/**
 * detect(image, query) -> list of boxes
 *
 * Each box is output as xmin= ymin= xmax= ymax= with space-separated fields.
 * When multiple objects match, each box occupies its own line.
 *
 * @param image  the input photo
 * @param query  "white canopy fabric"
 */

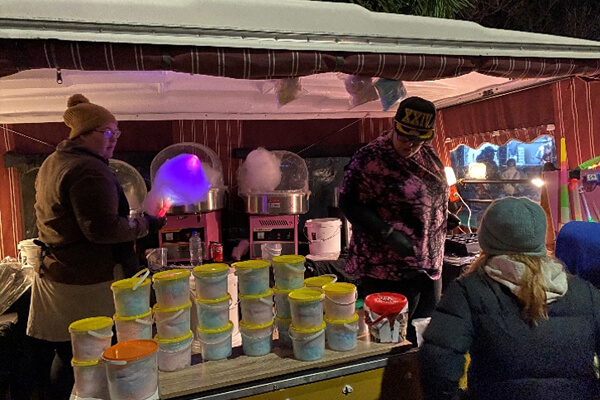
xmin=1 ymin=0 xmax=600 ymax=122
xmin=3 ymin=0 xmax=600 ymax=57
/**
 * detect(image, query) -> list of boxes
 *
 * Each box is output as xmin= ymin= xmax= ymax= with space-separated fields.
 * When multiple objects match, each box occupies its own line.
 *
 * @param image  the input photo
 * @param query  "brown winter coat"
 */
xmin=35 ymin=140 xmax=148 ymax=285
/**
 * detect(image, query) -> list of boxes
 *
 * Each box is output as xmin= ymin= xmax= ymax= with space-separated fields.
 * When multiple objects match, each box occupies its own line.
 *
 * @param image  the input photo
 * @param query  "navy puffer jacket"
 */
xmin=420 ymin=269 xmax=600 ymax=400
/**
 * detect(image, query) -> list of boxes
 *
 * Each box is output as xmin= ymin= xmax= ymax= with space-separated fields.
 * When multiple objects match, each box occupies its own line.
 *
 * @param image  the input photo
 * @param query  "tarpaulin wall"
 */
xmin=435 ymin=83 xmax=556 ymax=166
xmin=553 ymin=77 xmax=600 ymax=168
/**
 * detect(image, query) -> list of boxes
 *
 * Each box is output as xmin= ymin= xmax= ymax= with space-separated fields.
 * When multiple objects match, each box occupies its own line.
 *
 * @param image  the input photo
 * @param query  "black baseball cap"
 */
xmin=393 ymin=96 xmax=436 ymax=141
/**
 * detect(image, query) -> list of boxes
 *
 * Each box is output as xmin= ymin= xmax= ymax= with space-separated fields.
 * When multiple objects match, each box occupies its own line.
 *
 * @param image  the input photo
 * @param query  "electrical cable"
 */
xmin=1 ymin=126 xmax=56 ymax=148
xmin=457 ymin=192 xmax=473 ymax=233
xmin=295 ymin=117 xmax=366 ymax=156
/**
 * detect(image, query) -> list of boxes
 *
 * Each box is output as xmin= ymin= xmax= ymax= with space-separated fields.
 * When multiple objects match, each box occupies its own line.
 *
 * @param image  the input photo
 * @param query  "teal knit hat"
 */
xmin=478 ymin=197 xmax=547 ymax=256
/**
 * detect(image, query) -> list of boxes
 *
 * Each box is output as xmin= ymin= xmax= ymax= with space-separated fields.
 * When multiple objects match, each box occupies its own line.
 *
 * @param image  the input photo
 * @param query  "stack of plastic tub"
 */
xmin=288 ymin=288 xmax=326 ymax=361
xmin=322 ymin=282 xmax=359 ymax=352
xmin=272 ymin=255 xmax=307 ymax=349
xmin=193 ymin=263 xmax=235 ymax=361
xmin=111 ymin=269 xmax=153 ymax=343
xmin=152 ymin=269 xmax=193 ymax=371
xmin=234 ymin=259 xmax=274 ymax=357
xmin=69 ymin=316 xmax=114 ymax=400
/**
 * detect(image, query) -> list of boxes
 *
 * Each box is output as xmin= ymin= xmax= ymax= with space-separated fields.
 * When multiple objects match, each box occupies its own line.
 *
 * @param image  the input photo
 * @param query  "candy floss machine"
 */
xmin=237 ymin=149 xmax=310 ymax=258
xmin=150 ymin=143 xmax=227 ymax=263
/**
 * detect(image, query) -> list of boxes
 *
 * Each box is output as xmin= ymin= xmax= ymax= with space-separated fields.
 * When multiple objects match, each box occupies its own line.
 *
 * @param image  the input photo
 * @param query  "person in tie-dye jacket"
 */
xmin=339 ymin=96 xmax=456 ymax=344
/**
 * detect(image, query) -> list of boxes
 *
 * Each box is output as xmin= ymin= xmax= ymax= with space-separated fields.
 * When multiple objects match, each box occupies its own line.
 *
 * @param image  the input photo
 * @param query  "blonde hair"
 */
xmin=465 ymin=253 xmax=549 ymax=326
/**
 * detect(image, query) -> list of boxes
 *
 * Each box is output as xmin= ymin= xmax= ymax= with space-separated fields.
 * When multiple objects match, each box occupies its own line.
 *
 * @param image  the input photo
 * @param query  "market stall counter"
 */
xmin=159 ymin=339 xmax=421 ymax=400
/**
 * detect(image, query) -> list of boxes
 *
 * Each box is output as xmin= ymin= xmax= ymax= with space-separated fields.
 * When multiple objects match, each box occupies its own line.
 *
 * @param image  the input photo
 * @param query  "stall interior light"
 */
xmin=531 ymin=178 xmax=545 ymax=187
xmin=468 ymin=163 xmax=487 ymax=180
xmin=444 ymin=167 xmax=457 ymax=186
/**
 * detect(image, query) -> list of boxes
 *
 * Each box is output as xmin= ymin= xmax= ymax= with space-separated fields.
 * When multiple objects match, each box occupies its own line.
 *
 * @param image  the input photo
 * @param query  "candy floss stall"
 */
xmin=4 ymin=0 xmax=600 ymax=399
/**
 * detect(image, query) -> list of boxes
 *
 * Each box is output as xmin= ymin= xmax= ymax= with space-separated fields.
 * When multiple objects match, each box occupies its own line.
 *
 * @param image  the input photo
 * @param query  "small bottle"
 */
xmin=189 ymin=231 xmax=203 ymax=267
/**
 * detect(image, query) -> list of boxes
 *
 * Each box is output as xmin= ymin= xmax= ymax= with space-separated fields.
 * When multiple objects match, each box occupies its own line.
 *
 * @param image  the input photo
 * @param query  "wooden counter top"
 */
xmin=159 ymin=339 xmax=411 ymax=399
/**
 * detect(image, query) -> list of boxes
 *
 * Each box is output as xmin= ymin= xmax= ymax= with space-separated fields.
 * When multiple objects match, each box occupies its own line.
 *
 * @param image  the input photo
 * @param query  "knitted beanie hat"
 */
xmin=63 ymin=94 xmax=117 ymax=139
xmin=478 ymin=197 xmax=547 ymax=256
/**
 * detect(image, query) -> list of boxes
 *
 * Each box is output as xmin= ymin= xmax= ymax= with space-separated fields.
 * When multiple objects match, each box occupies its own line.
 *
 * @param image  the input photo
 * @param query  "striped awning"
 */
xmin=3 ymin=39 xmax=600 ymax=82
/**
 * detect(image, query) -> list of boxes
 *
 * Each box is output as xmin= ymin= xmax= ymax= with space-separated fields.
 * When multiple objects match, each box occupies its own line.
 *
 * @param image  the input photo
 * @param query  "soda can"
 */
xmin=210 ymin=242 xmax=224 ymax=262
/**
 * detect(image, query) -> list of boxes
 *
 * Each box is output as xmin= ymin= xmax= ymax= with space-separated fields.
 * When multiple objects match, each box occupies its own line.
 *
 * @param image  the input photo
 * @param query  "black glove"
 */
xmin=447 ymin=212 xmax=461 ymax=231
xmin=384 ymin=229 xmax=415 ymax=257
xmin=145 ymin=215 xmax=167 ymax=234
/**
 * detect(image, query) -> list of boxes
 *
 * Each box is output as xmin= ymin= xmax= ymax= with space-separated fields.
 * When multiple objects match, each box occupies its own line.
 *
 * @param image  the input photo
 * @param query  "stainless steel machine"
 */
xmin=238 ymin=150 xmax=310 ymax=258
xmin=150 ymin=143 xmax=227 ymax=263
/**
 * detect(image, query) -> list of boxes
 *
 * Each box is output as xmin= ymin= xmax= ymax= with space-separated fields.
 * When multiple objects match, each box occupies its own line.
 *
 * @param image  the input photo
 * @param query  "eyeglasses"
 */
xmin=94 ymin=128 xmax=122 ymax=139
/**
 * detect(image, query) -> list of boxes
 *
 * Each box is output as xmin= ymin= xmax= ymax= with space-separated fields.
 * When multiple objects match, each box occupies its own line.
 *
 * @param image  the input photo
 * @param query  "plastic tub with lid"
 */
xmin=69 ymin=316 xmax=114 ymax=362
xmin=152 ymin=269 xmax=191 ymax=308
xmin=239 ymin=319 xmax=274 ymax=357
xmin=288 ymin=288 xmax=324 ymax=329
xmin=322 ymin=282 xmax=357 ymax=321
xmin=364 ymin=292 xmax=408 ymax=343
xmin=324 ymin=313 xmax=359 ymax=352
xmin=193 ymin=263 xmax=229 ymax=300
xmin=239 ymin=288 xmax=274 ymax=326
xmin=102 ymin=340 xmax=159 ymax=400
xmin=155 ymin=330 xmax=194 ymax=372
xmin=111 ymin=269 xmax=151 ymax=317
xmin=114 ymin=309 xmax=153 ymax=343
xmin=272 ymin=255 xmax=306 ymax=290
xmin=153 ymin=301 xmax=192 ymax=340
xmin=289 ymin=322 xmax=326 ymax=361
xmin=233 ymin=260 xmax=270 ymax=296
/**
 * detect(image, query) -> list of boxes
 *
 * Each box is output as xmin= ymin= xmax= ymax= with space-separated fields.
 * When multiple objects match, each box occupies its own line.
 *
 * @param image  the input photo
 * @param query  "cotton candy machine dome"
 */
xmin=238 ymin=150 xmax=309 ymax=215
xmin=150 ymin=142 xmax=226 ymax=213
xmin=109 ymin=159 xmax=148 ymax=214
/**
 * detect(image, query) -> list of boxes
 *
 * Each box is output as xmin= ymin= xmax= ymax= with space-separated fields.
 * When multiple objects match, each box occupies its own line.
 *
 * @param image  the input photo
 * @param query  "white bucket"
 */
xmin=155 ymin=331 xmax=193 ymax=372
xmin=18 ymin=238 xmax=42 ymax=269
xmin=289 ymin=322 xmax=326 ymax=361
xmin=196 ymin=294 xmax=232 ymax=330
xmin=71 ymin=359 xmax=110 ymax=400
xmin=239 ymin=289 xmax=274 ymax=326
xmin=239 ymin=319 xmax=274 ymax=357
xmin=325 ymin=313 xmax=359 ymax=352
xmin=114 ymin=310 xmax=153 ymax=343
xmin=102 ymin=340 xmax=158 ymax=400
xmin=153 ymin=302 xmax=192 ymax=340
xmin=196 ymin=322 xmax=233 ymax=361
xmin=69 ymin=317 xmax=114 ymax=362
xmin=305 ymin=218 xmax=342 ymax=259
xmin=261 ymin=243 xmax=282 ymax=262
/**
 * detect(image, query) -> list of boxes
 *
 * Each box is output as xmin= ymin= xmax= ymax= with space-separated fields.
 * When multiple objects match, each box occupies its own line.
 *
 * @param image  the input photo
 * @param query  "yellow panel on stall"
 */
xmin=240 ymin=368 xmax=384 ymax=400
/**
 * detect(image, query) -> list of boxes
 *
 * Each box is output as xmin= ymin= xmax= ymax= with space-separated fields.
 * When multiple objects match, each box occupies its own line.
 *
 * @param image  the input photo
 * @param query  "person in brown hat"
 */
xmin=339 ymin=96 xmax=458 ymax=345
xmin=28 ymin=94 xmax=165 ymax=399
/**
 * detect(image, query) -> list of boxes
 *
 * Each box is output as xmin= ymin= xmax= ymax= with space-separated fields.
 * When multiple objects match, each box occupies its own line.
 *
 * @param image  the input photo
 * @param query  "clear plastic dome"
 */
xmin=238 ymin=149 xmax=309 ymax=195
xmin=150 ymin=142 xmax=225 ymax=189
xmin=108 ymin=159 xmax=148 ymax=213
